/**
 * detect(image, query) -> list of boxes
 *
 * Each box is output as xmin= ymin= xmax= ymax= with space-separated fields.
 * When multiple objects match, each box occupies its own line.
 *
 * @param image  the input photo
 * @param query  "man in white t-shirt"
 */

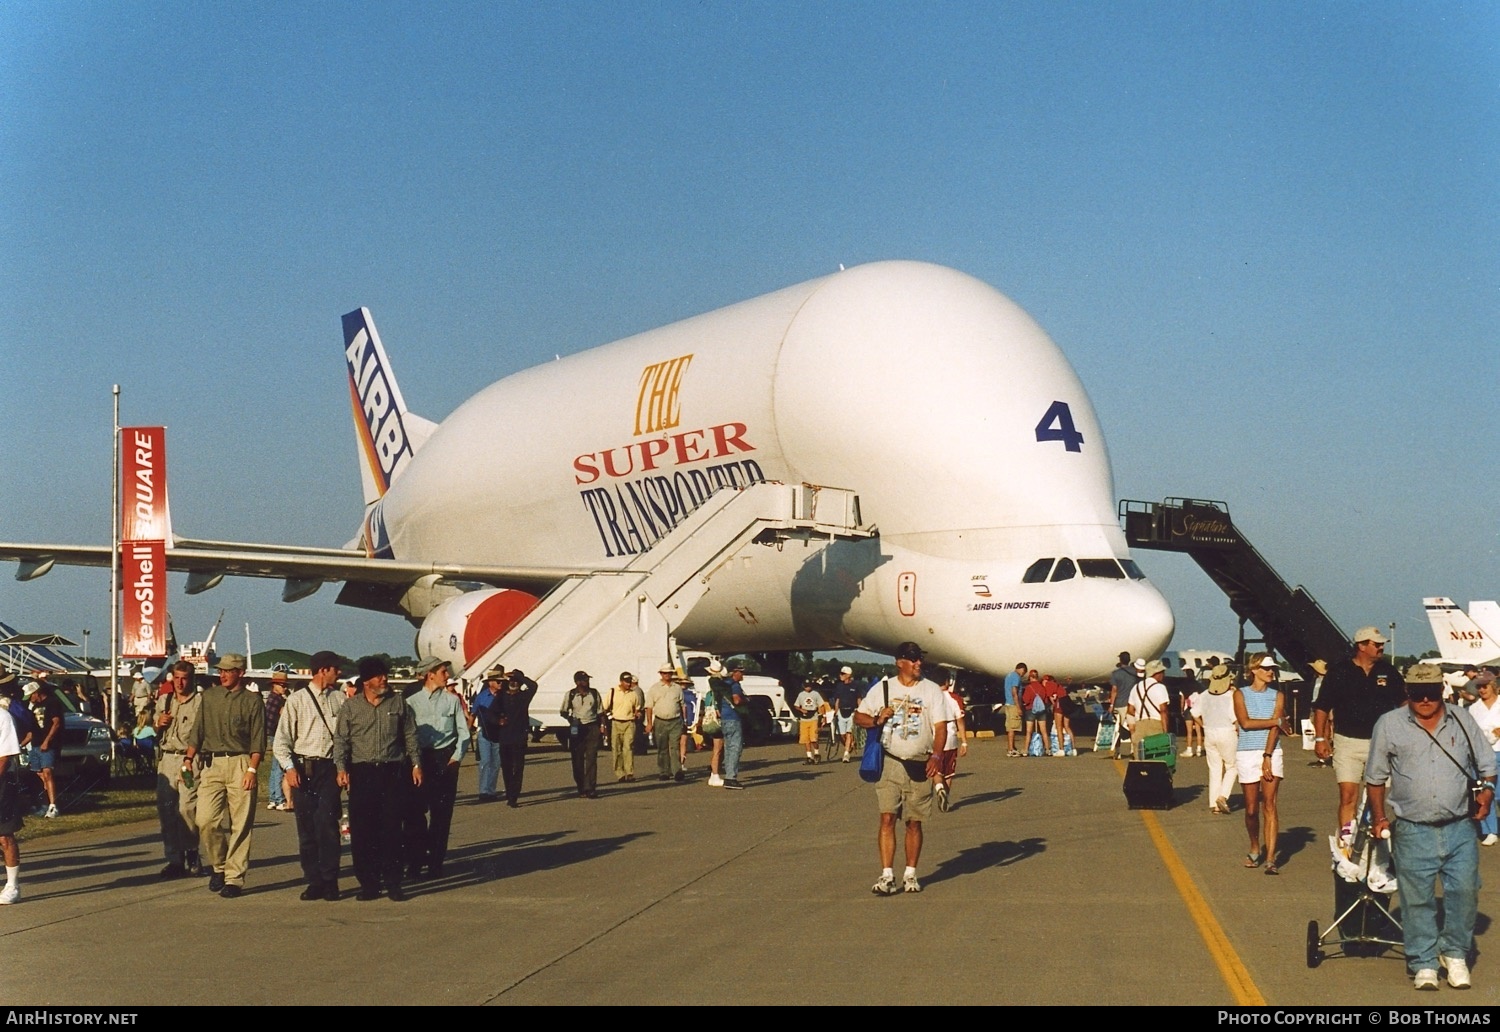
xmin=855 ymin=641 xmax=956 ymax=896
xmin=0 ymin=704 xmax=23 ymax=904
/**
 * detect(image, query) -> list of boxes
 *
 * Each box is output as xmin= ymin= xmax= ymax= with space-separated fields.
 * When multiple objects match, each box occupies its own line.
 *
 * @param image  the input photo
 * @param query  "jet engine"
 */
xmin=414 ymin=588 xmax=540 ymax=674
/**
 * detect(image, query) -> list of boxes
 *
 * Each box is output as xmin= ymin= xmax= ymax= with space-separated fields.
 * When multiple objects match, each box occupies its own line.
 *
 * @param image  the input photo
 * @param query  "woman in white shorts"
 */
xmin=1234 ymin=653 xmax=1285 ymax=875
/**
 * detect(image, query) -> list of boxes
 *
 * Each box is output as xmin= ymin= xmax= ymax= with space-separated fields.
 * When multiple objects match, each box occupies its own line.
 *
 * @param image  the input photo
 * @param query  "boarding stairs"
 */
xmin=458 ymin=482 xmax=874 ymax=720
xmin=1119 ymin=497 xmax=1349 ymax=679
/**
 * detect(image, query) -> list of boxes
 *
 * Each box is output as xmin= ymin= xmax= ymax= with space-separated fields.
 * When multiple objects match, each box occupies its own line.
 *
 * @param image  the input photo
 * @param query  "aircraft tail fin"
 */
xmin=342 ymin=308 xmax=437 ymax=505
xmin=1423 ymin=597 xmax=1500 ymax=666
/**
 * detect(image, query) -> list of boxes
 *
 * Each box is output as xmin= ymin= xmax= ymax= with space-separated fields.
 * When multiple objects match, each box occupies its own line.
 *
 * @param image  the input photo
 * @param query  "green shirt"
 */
xmin=186 ymin=685 xmax=266 ymax=756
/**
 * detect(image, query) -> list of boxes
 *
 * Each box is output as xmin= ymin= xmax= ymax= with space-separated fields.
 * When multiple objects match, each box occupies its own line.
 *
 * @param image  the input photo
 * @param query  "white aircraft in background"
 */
xmin=2 ymin=261 xmax=1174 ymax=692
xmin=1423 ymin=597 xmax=1500 ymax=667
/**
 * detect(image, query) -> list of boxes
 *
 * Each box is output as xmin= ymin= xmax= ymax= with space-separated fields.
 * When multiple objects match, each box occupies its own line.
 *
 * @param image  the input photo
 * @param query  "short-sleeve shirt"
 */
xmin=856 ymin=677 xmax=956 ymax=760
xmin=793 ymin=690 xmax=823 ymax=718
xmin=1312 ymin=659 xmax=1406 ymax=740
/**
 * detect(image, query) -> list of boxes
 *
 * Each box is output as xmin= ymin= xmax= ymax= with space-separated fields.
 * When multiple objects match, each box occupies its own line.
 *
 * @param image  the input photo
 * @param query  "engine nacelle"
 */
xmin=414 ymin=588 xmax=540 ymax=673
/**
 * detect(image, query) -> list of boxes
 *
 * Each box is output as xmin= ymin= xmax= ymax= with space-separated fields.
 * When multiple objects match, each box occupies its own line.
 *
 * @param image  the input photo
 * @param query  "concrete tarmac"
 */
xmin=4 ymin=735 xmax=1499 ymax=1006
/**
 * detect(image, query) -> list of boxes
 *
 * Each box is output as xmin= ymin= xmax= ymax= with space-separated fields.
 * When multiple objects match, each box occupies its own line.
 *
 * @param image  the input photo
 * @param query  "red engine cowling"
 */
xmin=414 ymin=589 xmax=540 ymax=673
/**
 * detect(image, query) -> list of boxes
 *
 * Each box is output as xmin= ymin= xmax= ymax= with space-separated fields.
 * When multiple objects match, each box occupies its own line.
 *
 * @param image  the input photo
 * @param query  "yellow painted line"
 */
xmin=1120 ymin=760 xmax=1267 ymax=1005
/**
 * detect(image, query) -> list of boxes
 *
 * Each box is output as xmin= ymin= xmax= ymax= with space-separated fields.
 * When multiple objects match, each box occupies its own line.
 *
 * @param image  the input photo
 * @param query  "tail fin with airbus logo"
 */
xmin=342 ymin=308 xmax=437 ymax=505
xmin=1423 ymin=597 xmax=1500 ymax=666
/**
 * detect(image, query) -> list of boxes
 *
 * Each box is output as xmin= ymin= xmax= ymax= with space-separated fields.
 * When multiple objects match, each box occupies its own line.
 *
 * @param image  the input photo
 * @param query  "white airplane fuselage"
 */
xmin=363 ymin=261 xmax=1174 ymax=680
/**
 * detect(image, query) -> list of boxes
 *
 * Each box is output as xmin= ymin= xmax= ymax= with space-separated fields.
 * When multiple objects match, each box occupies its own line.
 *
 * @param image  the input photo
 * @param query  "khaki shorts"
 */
xmin=1331 ymin=733 xmax=1371 ymax=786
xmin=874 ymin=753 xmax=934 ymax=822
xmin=1004 ymin=704 xmax=1023 ymax=731
xmin=799 ymin=719 xmax=819 ymax=745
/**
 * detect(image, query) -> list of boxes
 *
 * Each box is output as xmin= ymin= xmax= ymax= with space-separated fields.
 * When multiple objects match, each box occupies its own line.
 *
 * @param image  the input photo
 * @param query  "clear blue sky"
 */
xmin=2 ymin=1 xmax=1496 ymax=665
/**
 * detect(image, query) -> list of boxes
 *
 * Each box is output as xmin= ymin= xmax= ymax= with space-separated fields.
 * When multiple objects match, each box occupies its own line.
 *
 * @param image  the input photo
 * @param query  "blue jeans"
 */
xmin=268 ymin=756 xmax=287 ymax=807
xmin=1392 ymin=816 xmax=1481 ymax=973
xmin=721 ymin=719 xmax=743 ymax=779
xmin=476 ymin=736 xmax=501 ymax=797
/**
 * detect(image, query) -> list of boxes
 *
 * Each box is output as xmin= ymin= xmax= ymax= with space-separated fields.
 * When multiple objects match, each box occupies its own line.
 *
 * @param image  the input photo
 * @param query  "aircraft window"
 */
xmin=1079 ymin=559 xmax=1126 ymax=579
xmin=1050 ymin=558 xmax=1076 ymax=582
xmin=1119 ymin=558 xmax=1145 ymax=580
xmin=1022 ymin=559 xmax=1054 ymax=584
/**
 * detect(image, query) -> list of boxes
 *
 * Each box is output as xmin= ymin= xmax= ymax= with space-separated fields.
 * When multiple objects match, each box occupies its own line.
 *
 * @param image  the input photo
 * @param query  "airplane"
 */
xmin=1423 ymin=597 xmax=1500 ymax=667
xmin=1 ymin=260 xmax=1175 ymax=706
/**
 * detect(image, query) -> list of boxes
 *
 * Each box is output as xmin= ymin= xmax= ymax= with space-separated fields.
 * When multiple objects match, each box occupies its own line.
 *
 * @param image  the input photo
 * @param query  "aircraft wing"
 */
xmin=0 ymin=538 xmax=597 ymax=600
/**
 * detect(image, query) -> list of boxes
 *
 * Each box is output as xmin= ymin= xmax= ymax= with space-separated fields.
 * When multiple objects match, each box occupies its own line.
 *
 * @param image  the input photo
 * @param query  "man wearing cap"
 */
xmin=1312 ymin=626 xmax=1407 ymax=837
xmin=708 ymin=660 xmax=748 ymax=790
xmin=644 ymin=663 xmax=686 ymax=782
xmin=336 ymin=657 xmax=422 ymax=901
xmin=264 ymin=669 xmax=292 ymax=812
xmin=832 ymin=666 xmax=859 ymax=762
xmin=404 ymin=657 xmax=469 ymax=880
xmin=1199 ymin=662 xmax=1239 ymax=814
xmin=605 ymin=671 xmax=645 ymax=783
xmin=26 ymin=677 xmax=64 ymax=819
xmin=130 ymin=669 xmax=153 ymax=720
xmin=1367 ymin=664 xmax=1495 ymax=991
xmin=855 ymin=641 xmax=955 ymax=894
xmin=1124 ymin=660 xmax=1171 ymax=760
xmin=181 ymin=654 xmax=266 ymax=898
xmin=560 ymin=671 xmax=604 ymax=798
xmin=471 ymin=666 xmax=507 ymax=801
xmin=274 ymin=651 xmax=346 ymax=900
xmin=792 ymin=678 xmax=826 ymax=764
xmin=154 ymin=660 xmax=204 ymax=877
xmin=494 ymin=667 xmax=538 ymax=807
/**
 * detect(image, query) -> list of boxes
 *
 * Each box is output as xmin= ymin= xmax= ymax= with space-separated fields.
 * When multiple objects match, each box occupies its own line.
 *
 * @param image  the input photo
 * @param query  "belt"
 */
xmin=202 ymin=751 xmax=248 ymax=758
xmin=162 ymin=749 xmax=185 ymax=755
xmin=612 ymin=718 xmax=637 ymax=723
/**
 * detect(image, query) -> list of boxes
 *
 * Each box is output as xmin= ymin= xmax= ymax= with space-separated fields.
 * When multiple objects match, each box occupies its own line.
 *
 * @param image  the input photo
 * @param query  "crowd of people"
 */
xmin=3 ymin=630 xmax=1499 ymax=994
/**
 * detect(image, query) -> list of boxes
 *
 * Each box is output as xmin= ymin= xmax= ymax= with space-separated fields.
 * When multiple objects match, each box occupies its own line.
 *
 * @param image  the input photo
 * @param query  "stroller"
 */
xmin=1305 ymin=787 xmax=1402 ymax=967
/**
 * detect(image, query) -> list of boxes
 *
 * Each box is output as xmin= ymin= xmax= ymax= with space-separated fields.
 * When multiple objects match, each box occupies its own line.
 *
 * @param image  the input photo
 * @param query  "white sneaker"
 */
xmin=1337 ymin=820 xmax=1356 ymax=849
xmin=0 ymin=884 xmax=17 ymax=905
xmin=935 ymin=784 xmax=949 ymax=812
xmin=1442 ymin=956 xmax=1472 ymax=990
xmin=43 ymin=805 xmax=58 ymax=819
xmin=1413 ymin=968 xmax=1439 ymax=991
xmin=266 ymin=802 xmax=279 ymax=810
xmin=707 ymin=773 xmax=724 ymax=787
xmin=1482 ymin=834 xmax=1498 ymax=847
xmin=902 ymin=872 xmax=922 ymax=893
xmin=871 ymin=873 xmax=898 ymax=896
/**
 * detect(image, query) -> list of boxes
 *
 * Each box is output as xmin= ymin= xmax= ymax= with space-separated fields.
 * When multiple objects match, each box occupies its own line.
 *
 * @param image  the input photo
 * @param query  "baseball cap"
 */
xmin=1352 ymin=626 xmax=1389 ymax=645
xmin=216 ymin=654 xmax=247 ymax=671
xmin=893 ymin=641 xmax=925 ymax=661
xmin=840 ymin=665 xmax=853 ymax=675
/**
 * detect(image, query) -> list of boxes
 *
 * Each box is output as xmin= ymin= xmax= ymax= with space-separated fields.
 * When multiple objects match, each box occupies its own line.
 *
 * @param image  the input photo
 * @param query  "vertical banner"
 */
xmin=120 ymin=426 xmax=168 ymax=541
xmin=121 ymin=539 xmax=166 ymax=657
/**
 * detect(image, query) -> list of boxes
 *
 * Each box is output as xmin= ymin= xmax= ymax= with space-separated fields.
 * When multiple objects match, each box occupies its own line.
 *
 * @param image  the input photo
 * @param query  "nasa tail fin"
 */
xmin=342 ymin=308 xmax=438 ymax=505
xmin=1423 ymin=597 xmax=1500 ymax=666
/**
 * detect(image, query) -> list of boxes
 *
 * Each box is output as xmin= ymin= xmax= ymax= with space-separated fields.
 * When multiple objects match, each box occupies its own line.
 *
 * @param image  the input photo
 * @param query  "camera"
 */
xmin=1470 ymin=780 xmax=1492 ymax=819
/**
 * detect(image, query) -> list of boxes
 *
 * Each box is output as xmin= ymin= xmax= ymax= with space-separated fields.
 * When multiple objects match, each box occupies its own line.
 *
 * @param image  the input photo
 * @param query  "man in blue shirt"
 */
xmin=1003 ymin=663 xmax=1027 ymax=757
xmin=403 ymin=657 xmax=469 ymax=880
xmin=1368 ymin=665 xmax=1496 ymax=991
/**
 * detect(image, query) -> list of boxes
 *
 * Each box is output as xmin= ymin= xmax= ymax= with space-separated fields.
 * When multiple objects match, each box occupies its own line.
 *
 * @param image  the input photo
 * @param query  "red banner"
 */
xmin=120 ymin=426 xmax=169 ymax=541
xmin=121 ymin=539 xmax=167 ymax=658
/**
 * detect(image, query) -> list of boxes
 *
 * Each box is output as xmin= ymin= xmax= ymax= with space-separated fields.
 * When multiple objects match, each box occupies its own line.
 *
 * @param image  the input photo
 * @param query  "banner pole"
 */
xmin=110 ymin=385 xmax=120 ymax=729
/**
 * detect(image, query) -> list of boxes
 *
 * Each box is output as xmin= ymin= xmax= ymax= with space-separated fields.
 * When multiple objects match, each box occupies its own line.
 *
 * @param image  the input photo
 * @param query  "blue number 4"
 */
xmin=1034 ymin=400 xmax=1084 ymax=452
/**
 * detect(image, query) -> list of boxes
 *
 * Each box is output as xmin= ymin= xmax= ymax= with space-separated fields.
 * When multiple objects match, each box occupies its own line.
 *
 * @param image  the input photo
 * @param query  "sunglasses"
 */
xmin=1408 ymin=686 xmax=1443 ymax=702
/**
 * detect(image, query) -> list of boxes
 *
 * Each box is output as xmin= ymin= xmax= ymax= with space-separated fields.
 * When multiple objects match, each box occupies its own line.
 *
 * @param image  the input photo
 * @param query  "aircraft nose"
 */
xmin=1123 ymin=580 xmax=1176 ymax=659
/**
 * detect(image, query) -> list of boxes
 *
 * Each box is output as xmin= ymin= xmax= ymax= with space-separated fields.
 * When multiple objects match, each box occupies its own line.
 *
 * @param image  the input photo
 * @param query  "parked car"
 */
xmin=20 ymin=685 xmax=113 ymax=787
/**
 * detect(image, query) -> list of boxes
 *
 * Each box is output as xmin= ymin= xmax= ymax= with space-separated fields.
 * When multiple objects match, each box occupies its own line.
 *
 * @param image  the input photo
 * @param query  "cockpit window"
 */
xmin=1050 ymin=558 xmax=1076 ymax=582
xmin=1118 ymin=558 xmax=1145 ymax=580
xmin=1079 ymin=559 xmax=1126 ymax=579
xmin=1022 ymin=558 xmax=1054 ymax=584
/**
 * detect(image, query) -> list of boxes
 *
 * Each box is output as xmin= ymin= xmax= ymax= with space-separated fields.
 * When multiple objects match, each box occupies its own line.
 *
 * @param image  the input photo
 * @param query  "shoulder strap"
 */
xmin=304 ymin=685 xmax=335 ymax=739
